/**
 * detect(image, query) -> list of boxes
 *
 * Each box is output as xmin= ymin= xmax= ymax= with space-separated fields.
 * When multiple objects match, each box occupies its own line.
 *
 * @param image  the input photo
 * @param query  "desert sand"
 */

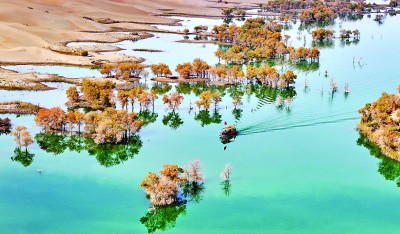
xmin=0 ymin=0 xmax=264 ymax=66
xmin=0 ymin=67 xmax=83 ymax=90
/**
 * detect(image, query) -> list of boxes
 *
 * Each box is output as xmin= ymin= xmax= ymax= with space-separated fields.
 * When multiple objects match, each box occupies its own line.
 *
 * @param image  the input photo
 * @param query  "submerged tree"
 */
xmin=35 ymin=107 xmax=67 ymax=131
xmin=162 ymin=92 xmax=184 ymax=111
xmin=12 ymin=126 xmax=33 ymax=151
xmin=140 ymin=160 xmax=205 ymax=207
xmin=140 ymin=164 xmax=186 ymax=207
xmin=195 ymin=90 xmax=213 ymax=111
xmin=11 ymin=126 xmax=35 ymax=167
xmin=220 ymin=163 xmax=232 ymax=196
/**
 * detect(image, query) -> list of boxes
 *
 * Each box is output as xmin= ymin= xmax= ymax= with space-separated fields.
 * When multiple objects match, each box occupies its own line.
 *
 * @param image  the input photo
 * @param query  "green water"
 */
xmin=2 ymin=14 xmax=400 ymax=233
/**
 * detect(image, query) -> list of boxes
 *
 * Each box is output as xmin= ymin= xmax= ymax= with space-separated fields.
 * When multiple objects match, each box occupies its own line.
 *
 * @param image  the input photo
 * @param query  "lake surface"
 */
xmin=1 ymin=13 xmax=400 ymax=233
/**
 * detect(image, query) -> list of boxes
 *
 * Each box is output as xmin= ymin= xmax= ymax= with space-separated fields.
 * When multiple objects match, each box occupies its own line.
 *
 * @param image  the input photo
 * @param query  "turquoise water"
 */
xmin=1 ymin=14 xmax=400 ymax=233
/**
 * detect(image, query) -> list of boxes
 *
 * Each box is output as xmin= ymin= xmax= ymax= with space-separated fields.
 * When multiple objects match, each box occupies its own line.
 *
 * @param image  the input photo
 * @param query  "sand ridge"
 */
xmin=0 ymin=0 xmax=264 ymax=66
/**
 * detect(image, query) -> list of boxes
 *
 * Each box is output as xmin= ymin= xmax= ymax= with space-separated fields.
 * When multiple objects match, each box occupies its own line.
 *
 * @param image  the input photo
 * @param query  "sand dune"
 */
xmin=0 ymin=0 xmax=264 ymax=65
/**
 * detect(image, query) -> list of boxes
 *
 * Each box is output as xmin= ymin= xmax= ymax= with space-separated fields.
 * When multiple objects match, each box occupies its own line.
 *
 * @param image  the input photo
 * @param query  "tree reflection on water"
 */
xmin=162 ymin=111 xmax=184 ymax=130
xmin=195 ymin=110 xmax=222 ymax=127
xmin=11 ymin=147 xmax=35 ymax=167
xmin=140 ymin=181 xmax=204 ymax=233
xmin=140 ymin=204 xmax=187 ymax=233
xmin=357 ymin=133 xmax=400 ymax=187
xmin=35 ymin=133 xmax=142 ymax=167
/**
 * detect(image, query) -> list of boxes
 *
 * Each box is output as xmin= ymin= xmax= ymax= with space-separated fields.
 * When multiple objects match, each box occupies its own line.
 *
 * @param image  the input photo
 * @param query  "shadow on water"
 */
xmin=357 ymin=133 xmax=400 ymax=187
xmin=35 ymin=133 xmax=142 ymax=167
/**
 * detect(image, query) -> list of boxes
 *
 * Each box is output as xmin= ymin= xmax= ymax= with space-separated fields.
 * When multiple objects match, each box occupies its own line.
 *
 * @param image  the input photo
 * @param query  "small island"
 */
xmin=358 ymin=88 xmax=400 ymax=160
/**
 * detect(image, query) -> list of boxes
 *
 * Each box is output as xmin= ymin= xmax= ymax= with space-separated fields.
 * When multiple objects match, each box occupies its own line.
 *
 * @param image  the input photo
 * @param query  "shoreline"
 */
xmin=357 ymin=123 xmax=400 ymax=162
xmin=0 ymin=0 xmax=265 ymax=67
xmin=152 ymin=76 xmax=209 ymax=83
xmin=0 ymin=67 xmax=144 ymax=91
xmin=0 ymin=101 xmax=41 ymax=115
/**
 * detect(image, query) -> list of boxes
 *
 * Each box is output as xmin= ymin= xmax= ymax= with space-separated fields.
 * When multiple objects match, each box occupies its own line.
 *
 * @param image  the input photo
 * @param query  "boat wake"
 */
xmin=234 ymin=95 xmax=358 ymax=136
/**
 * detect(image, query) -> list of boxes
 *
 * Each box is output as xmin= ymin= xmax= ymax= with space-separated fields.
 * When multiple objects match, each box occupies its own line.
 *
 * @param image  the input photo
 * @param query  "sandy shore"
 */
xmin=0 ymin=101 xmax=41 ymax=115
xmin=0 ymin=0 xmax=265 ymax=66
xmin=0 ymin=68 xmax=83 ymax=90
xmin=152 ymin=76 xmax=209 ymax=83
xmin=0 ymin=67 xmax=144 ymax=91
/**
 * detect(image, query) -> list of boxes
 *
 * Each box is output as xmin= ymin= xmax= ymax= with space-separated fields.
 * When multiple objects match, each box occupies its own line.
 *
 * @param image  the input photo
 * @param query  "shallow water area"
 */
xmin=3 ymin=65 xmax=102 ymax=78
xmin=152 ymin=16 xmax=248 ymax=31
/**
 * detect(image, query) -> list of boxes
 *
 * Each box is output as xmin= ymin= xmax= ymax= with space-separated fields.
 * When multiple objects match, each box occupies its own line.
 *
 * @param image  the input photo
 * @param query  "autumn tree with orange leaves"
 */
xmin=151 ymin=63 xmax=172 ymax=77
xmin=162 ymin=92 xmax=184 ymax=111
xmin=12 ymin=126 xmax=33 ymax=150
xmin=358 ymin=90 xmax=400 ymax=160
xmin=140 ymin=161 xmax=204 ymax=207
xmin=35 ymin=107 xmax=67 ymax=131
xmin=80 ymin=79 xmax=115 ymax=108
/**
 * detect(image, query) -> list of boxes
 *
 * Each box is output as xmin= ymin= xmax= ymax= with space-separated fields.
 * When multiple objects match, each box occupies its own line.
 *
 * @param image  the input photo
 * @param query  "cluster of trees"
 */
xmin=264 ymin=0 xmax=382 ymax=23
xmin=288 ymin=47 xmax=320 ymax=62
xmin=266 ymin=1 xmax=367 ymax=21
xmin=140 ymin=161 xmax=232 ymax=233
xmin=84 ymin=108 xmax=143 ymax=144
xmin=221 ymin=8 xmax=246 ymax=17
xmin=12 ymin=126 xmax=33 ymax=151
xmin=299 ymin=5 xmax=336 ymax=24
xmin=100 ymin=62 xmax=146 ymax=79
xmin=151 ymin=63 xmax=172 ymax=77
xmin=11 ymin=126 xmax=35 ymax=167
xmin=195 ymin=90 xmax=223 ymax=111
xmin=162 ymin=92 xmax=184 ymax=111
xmin=208 ymin=65 xmax=244 ymax=83
xmin=311 ymin=29 xmax=334 ymax=41
xmin=265 ymin=0 xmax=314 ymax=11
xmin=211 ymin=18 xmax=319 ymax=64
xmin=176 ymin=58 xmax=210 ymax=79
xmin=117 ymin=87 xmax=158 ymax=112
xmin=35 ymin=107 xmax=143 ymax=144
xmin=311 ymin=28 xmax=361 ymax=44
xmin=140 ymin=161 xmax=204 ymax=207
xmin=358 ymin=90 xmax=400 ymax=160
xmin=35 ymin=107 xmax=68 ymax=131
xmin=248 ymin=64 xmax=297 ymax=88
xmin=339 ymin=29 xmax=360 ymax=40
xmin=193 ymin=25 xmax=208 ymax=33
xmin=222 ymin=8 xmax=234 ymax=17
xmin=0 ymin=118 xmax=11 ymax=134
xmin=66 ymin=80 xmax=115 ymax=109
xmin=173 ymin=60 xmax=298 ymax=89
